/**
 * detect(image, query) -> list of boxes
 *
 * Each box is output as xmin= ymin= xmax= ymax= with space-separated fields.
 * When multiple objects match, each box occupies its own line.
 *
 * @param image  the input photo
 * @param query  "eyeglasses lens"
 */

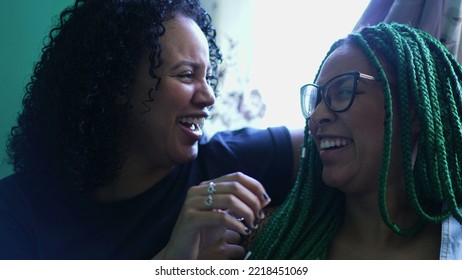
xmin=302 ymin=73 xmax=356 ymax=118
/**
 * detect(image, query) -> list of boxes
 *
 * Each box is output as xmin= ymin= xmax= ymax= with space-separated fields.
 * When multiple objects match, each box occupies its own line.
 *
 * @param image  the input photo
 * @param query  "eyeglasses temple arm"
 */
xmin=359 ymin=72 xmax=376 ymax=81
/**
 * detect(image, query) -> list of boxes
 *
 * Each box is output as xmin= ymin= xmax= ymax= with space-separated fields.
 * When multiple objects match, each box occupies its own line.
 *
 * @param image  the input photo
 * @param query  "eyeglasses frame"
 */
xmin=300 ymin=71 xmax=376 ymax=119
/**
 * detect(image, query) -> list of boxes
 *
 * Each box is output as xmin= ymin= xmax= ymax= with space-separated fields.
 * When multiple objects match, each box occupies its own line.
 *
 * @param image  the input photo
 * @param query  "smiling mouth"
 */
xmin=319 ymin=138 xmax=348 ymax=150
xmin=178 ymin=117 xmax=205 ymax=132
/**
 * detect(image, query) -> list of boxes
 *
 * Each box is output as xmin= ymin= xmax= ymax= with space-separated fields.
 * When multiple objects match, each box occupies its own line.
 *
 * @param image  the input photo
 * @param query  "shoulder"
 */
xmin=0 ymin=174 xmax=38 ymax=259
xmin=0 ymin=173 xmax=56 ymax=214
xmin=0 ymin=174 xmax=26 ymax=202
xmin=197 ymin=127 xmax=294 ymax=205
xmin=0 ymin=174 xmax=39 ymax=219
xmin=201 ymin=126 xmax=291 ymax=151
xmin=0 ymin=173 xmax=21 ymax=187
xmin=210 ymin=126 xmax=290 ymax=139
xmin=198 ymin=126 xmax=292 ymax=168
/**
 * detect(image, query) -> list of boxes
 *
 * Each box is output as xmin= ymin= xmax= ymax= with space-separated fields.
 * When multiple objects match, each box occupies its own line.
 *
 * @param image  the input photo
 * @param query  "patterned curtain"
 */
xmin=201 ymin=0 xmax=266 ymax=136
xmin=354 ymin=0 xmax=462 ymax=63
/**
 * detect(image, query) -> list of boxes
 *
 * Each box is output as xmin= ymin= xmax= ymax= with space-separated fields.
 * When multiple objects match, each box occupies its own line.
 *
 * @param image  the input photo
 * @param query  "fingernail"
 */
xmin=263 ymin=192 xmax=271 ymax=201
xmin=259 ymin=209 xmax=265 ymax=219
xmin=244 ymin=227 xmax=251 ymax=235
xmin=253 ymin=219 xmax=260 ymax=230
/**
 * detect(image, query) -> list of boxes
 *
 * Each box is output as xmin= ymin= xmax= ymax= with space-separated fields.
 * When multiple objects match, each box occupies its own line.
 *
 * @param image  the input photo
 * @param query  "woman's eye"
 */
xmin=335 ymin=89 xmax=353 ymax=100
xmin=178 ymin=72 xmax=193 ymax=79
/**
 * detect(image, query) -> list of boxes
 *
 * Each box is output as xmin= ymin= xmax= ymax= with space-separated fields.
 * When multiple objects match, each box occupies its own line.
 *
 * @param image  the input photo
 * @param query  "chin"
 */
xmin=176 ymin=145 xmax=199 ymax=163
xmin=322 ymin=171 xmax=347 ymax=189
xmin=323 ymin=181 xmax=342 ymax=189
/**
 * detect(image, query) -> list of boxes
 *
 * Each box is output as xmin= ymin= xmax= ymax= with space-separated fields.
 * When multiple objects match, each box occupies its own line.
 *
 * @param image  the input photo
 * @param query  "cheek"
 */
xmin=349 ymin=108 xmax=385 ymax=153
xmin=308 ymin=119 xmax=316 ymax=135
xmin=156 ymin=82 xmax=193 ymax=110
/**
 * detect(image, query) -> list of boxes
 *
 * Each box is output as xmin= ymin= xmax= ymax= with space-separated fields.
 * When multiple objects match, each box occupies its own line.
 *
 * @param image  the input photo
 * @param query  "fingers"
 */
xmin=223 ymin=228 xmax=242 ymax=244
xmin=202 ymin=193 xmax=260 ymax=230
xmin=204 ymin=172 xmax=271 ymax=207
xmin=198 ymin=230 xmax=246 ymax=260
xmin=172 ymin=172 xmax=269 ymax=259
xmin=198 ymin=243 xmax=246 ymax=260
xmin=183 ymin=208 xmax=251 ymax=235
xmin=188 ymin=172 xmax=270 ymax=230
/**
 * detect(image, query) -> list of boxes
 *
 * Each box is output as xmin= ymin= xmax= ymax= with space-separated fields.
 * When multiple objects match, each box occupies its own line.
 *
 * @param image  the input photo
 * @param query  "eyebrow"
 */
xmin=170 ymin=60 xmax=211 ymax=72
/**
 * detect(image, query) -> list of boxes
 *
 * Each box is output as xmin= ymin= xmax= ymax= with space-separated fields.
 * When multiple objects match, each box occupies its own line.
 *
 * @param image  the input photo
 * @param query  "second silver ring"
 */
xmin=207 ymin=181 xmax=216 ymax=195
xmin=204 ymin=181 xmax=216 ymax=207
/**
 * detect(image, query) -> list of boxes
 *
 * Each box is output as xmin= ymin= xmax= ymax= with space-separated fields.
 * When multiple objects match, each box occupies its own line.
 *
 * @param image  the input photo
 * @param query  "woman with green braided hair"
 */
xmin=248 ymin=22 xmax=462 ymax=259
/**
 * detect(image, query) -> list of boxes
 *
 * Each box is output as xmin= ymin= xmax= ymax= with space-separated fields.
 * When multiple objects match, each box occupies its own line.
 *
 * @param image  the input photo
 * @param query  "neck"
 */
xmin=329 ymin=191 xmax=441 ymax=259
xmin=341 ymin=191 xmax=419 ymax=243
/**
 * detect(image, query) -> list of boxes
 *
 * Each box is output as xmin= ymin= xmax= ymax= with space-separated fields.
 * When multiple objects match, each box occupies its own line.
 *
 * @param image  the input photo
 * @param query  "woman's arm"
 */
xmin=288 ymin=128 xmax=304 ymax=183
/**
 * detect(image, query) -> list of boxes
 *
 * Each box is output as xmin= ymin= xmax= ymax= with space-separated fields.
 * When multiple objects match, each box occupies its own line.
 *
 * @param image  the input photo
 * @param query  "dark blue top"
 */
xmin=0 ymin=127 xmax=293 ymax=259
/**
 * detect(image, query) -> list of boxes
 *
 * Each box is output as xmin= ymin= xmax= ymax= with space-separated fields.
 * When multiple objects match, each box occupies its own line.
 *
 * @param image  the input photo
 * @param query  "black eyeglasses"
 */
xmin=300 ymin=71 xmax=376 ymax=119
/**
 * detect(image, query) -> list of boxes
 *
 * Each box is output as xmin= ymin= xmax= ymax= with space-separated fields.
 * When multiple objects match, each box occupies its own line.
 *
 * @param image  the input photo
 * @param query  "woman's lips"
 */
xmin=178 ymin=116 xmax=205 ymax=142
xmin=319 ymin=137 xmax=349 ymax=150
xmin=317 ymin=136 xmax=352 ymax=163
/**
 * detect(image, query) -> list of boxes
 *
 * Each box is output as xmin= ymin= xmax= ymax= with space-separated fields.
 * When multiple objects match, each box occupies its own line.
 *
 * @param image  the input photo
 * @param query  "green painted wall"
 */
xmin=0 ymin=0 xmax=74 ymax=179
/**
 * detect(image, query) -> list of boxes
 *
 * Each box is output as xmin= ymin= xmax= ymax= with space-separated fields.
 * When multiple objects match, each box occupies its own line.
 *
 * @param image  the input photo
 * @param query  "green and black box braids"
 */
xmin=249 ymin=22 xmax=462 ymax=259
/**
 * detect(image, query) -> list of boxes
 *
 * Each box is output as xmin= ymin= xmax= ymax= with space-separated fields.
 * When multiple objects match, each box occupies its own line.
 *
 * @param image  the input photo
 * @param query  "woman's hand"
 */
xmin=197 ymin=229 xmax=245 ymax=259
xmin=158 ymin=172 xmax=271 ymax=259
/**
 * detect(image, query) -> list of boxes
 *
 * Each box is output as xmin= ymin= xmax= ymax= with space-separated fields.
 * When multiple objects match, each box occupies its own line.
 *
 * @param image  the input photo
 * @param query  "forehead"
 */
xmin=159 ymin=15 xmax=210 ymax=65
xmin=317 ymin=44 xmax=376 ymax=84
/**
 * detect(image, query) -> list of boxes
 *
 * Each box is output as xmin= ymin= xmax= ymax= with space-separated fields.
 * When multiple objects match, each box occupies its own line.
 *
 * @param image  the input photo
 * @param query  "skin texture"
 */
xmin=5 ymin=0 xmax=305 ymax=260
xmin=93 ymin=15 xmax=294 ymax=260
xmin=309 ymin=43 xmax=440 ymax=259
xmin=95 ymin=14 xmax=303 ymax=204
xmin=309 ymin=44 xmax=386 ymax=194
xmin=93 ymin=15 xmax=216 ymax=202
xmin=91 ymin=15 xmax=265 ymax=259
xmin=248 ymin=22 xmax=462 ymax=260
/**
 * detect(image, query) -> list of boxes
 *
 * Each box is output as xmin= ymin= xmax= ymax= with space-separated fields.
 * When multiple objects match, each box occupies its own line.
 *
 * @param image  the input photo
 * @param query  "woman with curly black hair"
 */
xmin=0 ymin=0 xmax=302 ymax=259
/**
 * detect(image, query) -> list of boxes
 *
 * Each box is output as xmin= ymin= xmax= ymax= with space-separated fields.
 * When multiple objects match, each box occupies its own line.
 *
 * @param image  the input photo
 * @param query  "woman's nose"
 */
xmin=193 ymin=80 xmax=216 ymax=108
xmin=310 ymin=100 xmax=336 ymax=128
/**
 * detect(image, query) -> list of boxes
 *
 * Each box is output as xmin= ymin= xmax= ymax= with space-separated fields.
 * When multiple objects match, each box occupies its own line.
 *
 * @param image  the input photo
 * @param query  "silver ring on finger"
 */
xmin=207 ymin=181 xmax=216 ymax=194
xmin=204 ymin=194 xmax=213 ymax=207
xmin=204 ymin=181 xmax=216 ymax=207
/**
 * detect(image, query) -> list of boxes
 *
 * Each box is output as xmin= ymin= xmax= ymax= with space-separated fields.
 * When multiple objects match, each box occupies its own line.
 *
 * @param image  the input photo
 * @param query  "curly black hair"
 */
xmin=7 ymin=0 xmax=222 ymax=192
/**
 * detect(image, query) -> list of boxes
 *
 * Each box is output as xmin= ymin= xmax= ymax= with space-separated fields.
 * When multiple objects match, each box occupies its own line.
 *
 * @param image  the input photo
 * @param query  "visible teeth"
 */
xmin=320 ymin=138 xmax=347 ymax=150
xmin=179 ymin=117 xmax=205 ymax=126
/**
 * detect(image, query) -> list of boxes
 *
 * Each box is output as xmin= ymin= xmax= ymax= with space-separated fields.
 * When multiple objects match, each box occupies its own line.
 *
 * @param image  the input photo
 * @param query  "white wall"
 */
xmin=202 ymin=0 xmax=370 ymax=135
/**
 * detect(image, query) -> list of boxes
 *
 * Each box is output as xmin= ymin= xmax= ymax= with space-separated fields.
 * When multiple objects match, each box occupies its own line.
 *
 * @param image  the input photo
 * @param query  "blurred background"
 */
xmin=200 ymin=0 xmax=370 ymax=136
xmin=3 ymin=0 xmax=459 ymax=178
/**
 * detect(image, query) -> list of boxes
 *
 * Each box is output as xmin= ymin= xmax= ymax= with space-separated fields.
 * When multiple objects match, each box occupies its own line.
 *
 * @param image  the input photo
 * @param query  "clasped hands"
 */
xmin=157 ymin=172 xmax=270 ymax=259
